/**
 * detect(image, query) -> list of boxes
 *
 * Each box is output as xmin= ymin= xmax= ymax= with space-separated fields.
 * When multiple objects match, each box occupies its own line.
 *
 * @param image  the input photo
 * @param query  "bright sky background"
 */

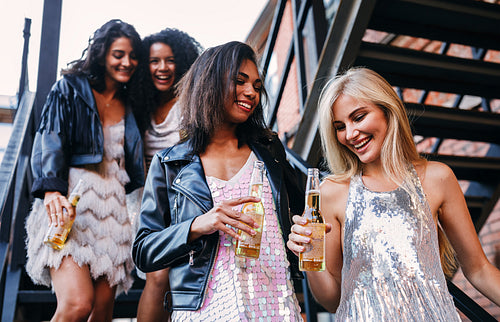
xmin=0 ymin=0 xmax=268 ymax=97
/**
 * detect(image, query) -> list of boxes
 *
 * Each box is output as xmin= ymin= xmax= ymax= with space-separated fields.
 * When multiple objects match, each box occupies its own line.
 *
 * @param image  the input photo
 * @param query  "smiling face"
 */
xmin=104 ymin=36 xmax=138 ymax=86
xmin=149 ymin=42 xmax=176 ymax=92
xmin=223 ymin=59 xmax=262 ymax=124
xmin=332 ymin=94 xmax=388 ymax=166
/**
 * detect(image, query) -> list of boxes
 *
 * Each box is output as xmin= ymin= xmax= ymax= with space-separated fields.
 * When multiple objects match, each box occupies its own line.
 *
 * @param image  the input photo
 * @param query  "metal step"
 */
xmin=354 ymin=42 xmax=500 ymax=98
xmin=368 ymin=0 xmax=500 ymax=50
xmin=406 ymin=103 xmax=500 ymax=144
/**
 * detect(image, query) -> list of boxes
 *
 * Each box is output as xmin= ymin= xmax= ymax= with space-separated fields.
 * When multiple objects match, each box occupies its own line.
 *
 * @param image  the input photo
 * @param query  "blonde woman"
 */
xmin=287 ymin=67 xmax=500 ymax=320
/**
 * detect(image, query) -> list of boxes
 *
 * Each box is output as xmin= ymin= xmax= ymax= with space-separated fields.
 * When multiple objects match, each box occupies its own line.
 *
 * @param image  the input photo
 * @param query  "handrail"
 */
xmin=0 ymin=91 xmax=36 ymax=320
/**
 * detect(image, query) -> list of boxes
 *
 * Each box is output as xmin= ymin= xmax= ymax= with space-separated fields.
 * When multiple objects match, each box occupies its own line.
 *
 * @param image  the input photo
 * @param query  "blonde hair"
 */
xmin=318 ymin=67 xmax=456 ymax=276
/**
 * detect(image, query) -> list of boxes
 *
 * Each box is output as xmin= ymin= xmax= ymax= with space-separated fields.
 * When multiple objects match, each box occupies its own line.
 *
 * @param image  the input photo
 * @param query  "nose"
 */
xmin=121 ymin=55 xmax=130 ymax=67
xmin=345 ymin=124 xmax=359 ymax=141
xmin=159 ymin=60 xmax=167 ymax=71
xmin=243 ymin=84 xmax=257 ymax=99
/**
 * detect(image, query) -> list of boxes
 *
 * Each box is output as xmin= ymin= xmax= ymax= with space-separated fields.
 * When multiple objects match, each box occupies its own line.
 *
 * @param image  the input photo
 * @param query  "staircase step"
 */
xmin=406 ymin=103 xmax=500 ymax=144
xmin=369 ymin=0 xmax=500 ymax=50
xmin=355 ymin=42 xmax=500 ymax=98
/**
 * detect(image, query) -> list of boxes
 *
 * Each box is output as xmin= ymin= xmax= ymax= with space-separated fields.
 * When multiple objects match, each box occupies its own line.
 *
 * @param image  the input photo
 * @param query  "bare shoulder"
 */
xmin=417 ymin=161 xmax=460 ymax=213
xmin=320 ymin=176 xmax=349 ymax=222
xmin=419 ymin=161 xmax=456 ymax=185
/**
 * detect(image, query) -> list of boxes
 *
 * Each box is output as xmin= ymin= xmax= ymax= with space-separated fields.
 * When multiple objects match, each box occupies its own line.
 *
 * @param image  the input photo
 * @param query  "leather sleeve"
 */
xmin=132 ymin=153 xmax=200 ymax=272
xmin=31 ymin=83 xmax=70 ymax=198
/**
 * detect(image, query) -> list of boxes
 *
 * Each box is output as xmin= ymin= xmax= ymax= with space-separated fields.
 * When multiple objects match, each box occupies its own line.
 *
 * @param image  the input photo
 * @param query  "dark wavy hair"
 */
xmin=134 ymin=28 xmax=202 ymax=134
xmin=61 ymin=19 xmax=143 ymax=94
xmin=178 ymin=41 xmax=271 ymax=154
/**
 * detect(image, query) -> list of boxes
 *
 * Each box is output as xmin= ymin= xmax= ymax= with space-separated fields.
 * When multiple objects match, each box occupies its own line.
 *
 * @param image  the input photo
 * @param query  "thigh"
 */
xmin=89 ymin=276 xmax=117 ymax=322
xmin=146 ymin=267 xmax=170 ymax=289
xmin=50 ymin=256 xmax=94 ymax=303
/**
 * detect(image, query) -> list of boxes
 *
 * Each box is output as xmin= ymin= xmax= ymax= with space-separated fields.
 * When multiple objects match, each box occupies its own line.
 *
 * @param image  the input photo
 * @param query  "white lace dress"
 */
xmin=25 ymin=120 xmax=134 ymax=295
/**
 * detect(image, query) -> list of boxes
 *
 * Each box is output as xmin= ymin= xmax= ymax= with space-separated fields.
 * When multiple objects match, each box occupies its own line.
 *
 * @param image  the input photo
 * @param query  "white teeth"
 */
xmin=238 ymin=102 xmax=251 ymax=109
xmin=157 ymin=75 xmax=169 ymax=80
xmin=354 ymin=137 xmax=370 ymax=149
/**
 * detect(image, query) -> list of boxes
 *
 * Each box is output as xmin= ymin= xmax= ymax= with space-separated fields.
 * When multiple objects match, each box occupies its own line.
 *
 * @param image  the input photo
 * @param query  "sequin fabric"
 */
xmin=335 ymin=168 xmax=460 ymax=321
xmin=172 ymin=152 xmax=302 ymax=322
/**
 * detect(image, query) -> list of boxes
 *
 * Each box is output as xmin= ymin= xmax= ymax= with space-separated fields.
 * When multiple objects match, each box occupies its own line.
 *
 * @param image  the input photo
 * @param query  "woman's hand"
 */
xmin=44 ymin=191 xmax=75 ymax=226
xmin=287 ymin=215 xmax=332 ymax=257
xmin=189 ymin=196 xmax=261 ymax=242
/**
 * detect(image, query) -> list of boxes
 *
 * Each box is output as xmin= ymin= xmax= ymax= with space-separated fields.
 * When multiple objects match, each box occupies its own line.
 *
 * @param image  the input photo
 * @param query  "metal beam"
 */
xmin=33 ymin=0 xmax=62 ymax=128
xmin=292 ymin=0 xmax=377 ymax=166
xmin=18 ymin=18 xmax=32 ymax=108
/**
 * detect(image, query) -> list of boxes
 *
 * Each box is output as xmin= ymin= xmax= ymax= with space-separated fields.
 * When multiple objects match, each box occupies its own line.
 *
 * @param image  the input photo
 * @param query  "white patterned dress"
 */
xmin=25 ymin=120 xmax=134 ymax=295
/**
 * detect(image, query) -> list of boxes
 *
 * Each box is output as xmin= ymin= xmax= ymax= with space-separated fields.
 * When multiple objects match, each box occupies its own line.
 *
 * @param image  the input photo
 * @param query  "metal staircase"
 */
xmin=0 ymin=0 xmax=499 ymax=320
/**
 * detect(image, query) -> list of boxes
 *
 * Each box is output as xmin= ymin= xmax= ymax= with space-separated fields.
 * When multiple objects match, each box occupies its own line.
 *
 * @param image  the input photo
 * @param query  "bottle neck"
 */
xmin=248 ymin=182 xmax=263 ymax=198
xmin=304 ymin=190 xmax=322 ymax=222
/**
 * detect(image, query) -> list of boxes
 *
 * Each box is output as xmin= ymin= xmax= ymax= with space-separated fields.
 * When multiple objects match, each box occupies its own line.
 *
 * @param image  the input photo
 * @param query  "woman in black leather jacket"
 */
xmin=25 ymin=19 xmax=144 ymax=321
xmin=133 ymin=41 xmax=305 ymax=321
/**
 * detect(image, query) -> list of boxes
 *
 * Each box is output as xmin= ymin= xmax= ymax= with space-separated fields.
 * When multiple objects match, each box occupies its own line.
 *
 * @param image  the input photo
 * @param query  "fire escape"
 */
xmin=0 ymin=0 xmax=499 ymax=320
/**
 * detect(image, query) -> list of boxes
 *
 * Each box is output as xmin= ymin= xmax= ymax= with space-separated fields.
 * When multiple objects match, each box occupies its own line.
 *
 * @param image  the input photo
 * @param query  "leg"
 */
xmin=137 ymin=268 xmax=171 ymax=322
xmin=88 ymin=276 xmax=117 ymax=322
xmin=50 ymin=256 xmax=94 ymax=322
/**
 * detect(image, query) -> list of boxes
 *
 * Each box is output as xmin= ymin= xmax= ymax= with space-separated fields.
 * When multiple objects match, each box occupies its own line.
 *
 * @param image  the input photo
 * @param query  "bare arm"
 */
xmin=426 ymin=162 xmax=500 ymax=307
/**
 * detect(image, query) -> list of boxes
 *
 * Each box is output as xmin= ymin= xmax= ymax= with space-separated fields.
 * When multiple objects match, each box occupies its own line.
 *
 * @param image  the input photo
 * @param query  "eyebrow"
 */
xmin=149 ymin=55 xmax=174 ymax=60
xmin=239 ymin=72 xmax=262 ymax=85
xmin=332 ymin=106 xmax=367 ymax=124
xmin=348 ymin=106 xmax=367 ymax=119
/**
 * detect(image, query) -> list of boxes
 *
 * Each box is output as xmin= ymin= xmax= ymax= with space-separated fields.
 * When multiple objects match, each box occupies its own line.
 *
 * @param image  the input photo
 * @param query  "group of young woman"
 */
xmin=25 ymin=18 xmax=500 ymax=322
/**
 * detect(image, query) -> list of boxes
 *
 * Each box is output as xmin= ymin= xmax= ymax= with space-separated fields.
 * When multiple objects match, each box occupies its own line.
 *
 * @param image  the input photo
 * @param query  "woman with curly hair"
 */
xmin=25 ymin=19 xmax=144 ymax=321
xmin=134 ymin=28 xmax=202 ymax=170
xmin=133 ymin=28 xmax=202 ymax=322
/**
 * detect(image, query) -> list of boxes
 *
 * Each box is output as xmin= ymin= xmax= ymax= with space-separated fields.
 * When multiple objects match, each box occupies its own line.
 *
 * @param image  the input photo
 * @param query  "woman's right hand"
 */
xmin=287 ymin=215 xmax=332 ymax=257
xmin=189 ymin=196 xmax=261 ymax=242
xmin=44 ymin=191 xmax=75 ymax=227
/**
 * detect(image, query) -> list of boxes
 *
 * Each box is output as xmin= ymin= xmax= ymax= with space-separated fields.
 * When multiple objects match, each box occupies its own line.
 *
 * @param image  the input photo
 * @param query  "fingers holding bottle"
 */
xmin=189 ymin=196 xmax=261 ymax=242
xmin=44 ymin=191 xmax=75 ymax=226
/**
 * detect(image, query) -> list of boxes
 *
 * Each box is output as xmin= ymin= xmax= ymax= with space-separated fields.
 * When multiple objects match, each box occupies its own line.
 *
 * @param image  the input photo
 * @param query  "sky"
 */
xmin=0 ymin=0 xmax=268 ymax=97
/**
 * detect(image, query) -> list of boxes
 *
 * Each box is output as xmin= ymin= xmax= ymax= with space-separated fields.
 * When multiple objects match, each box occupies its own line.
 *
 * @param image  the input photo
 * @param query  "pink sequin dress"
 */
xmin=172 ymin=152 xmax=303 ymax=322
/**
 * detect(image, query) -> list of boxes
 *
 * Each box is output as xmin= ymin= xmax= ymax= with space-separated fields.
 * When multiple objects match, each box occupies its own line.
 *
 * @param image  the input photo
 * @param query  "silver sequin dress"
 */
xmin=335 ymin=168 xmax=460 ymax=321
xmin=25 ymin=120 xmax=135 ymax=295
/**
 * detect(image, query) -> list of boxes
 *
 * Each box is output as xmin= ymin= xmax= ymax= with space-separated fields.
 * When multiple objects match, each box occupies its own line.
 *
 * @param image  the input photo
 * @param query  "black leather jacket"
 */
xmin=133 ymin=135 xmax=304 ymax=311
xmin=31 ymin=74 xmax=144 ymax=198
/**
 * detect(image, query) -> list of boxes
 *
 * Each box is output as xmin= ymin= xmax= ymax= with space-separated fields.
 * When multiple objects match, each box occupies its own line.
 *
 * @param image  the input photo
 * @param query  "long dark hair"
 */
xmin=134 ymin=28 xmax=202 ymax=134
xmin=61 ymin=19 xmax=143 ymax=94
xmin=178 ymin=41 xmax=271 ymax=154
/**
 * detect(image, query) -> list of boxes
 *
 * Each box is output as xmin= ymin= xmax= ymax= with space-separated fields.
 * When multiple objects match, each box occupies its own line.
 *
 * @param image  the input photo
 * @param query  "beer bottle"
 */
xmin=235 ymin=160 xmax=265 ymax=258
xmin=44 ymin=179 xmax=84 ymax=250
xmin=299 ymin=168 xmax=325 ymax=271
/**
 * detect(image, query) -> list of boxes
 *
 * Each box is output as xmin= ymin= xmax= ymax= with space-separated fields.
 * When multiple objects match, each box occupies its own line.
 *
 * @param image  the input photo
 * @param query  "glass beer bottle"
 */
xmin=299 ymin=168 xmax=325 ymax=271
xmin=235 ymin=160 xmax=265 ymax=258
xmin=44 ymin=179 xmax=84 ymax=250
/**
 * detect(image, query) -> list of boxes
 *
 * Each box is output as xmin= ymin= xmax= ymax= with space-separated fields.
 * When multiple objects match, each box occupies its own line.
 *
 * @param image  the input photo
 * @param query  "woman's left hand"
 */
xmin=287 ymin=215 xmax=332 ymax=257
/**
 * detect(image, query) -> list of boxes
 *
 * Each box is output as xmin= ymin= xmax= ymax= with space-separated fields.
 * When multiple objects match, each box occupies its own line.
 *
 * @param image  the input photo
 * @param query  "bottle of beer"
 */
xmin=44 ymin=179 xmax=84 ymax=250
xmin=299 ymin=168 xmax=325 ymax=271
xmin=235 ymin=160 xmax=265 ymax=258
